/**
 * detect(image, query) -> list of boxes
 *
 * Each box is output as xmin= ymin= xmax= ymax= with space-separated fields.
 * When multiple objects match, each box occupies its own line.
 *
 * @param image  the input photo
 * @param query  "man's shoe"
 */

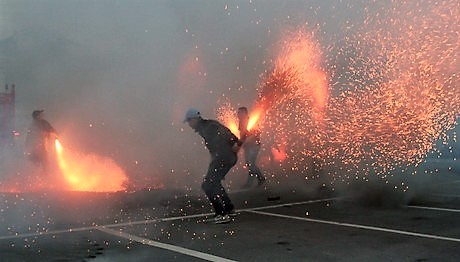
xmin=206 ymin=214 xmax=231 ymax=224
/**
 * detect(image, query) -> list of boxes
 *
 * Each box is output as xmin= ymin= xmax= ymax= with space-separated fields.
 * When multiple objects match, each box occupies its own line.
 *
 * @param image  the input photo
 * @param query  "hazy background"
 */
xmin=0 ymin=0 xmax=364 ymax=189
xmin=0 ymin=0 xmax=457 ymax=193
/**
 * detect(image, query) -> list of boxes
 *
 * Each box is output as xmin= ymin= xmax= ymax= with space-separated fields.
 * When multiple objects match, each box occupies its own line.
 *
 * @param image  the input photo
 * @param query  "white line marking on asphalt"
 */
xmin=0 ymin=212 xmax=214 ymax=241
xmin=239 ymin=197 xmax=342 ymax=212
xmin=247 ymin=210 xmax=460 ymax=243
xmin=97 ymin=227 xmax=236 ymax=262
xmin=0 ymin=197 xmax=340 ymax=241
xmin=100 ymin=197 xmax=341 ymax=228
xmin=407 ymin=205 xmax=460 ymax=213
xmin=101 ymin=212 xmax=215 ymax=228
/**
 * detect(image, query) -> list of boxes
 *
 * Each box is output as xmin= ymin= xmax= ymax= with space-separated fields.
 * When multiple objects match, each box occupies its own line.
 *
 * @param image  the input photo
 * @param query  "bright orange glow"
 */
xmin=227 ymin=121 xmax=239 ymax=138
xmin=258 ymin=1 xmax=459 ymax=183
xmin=274 ymin=29 xmax=329 ymax=116
xmin=55 ymin=139 xmax=63 ymax=154
xmin=247 ymin=107 xmax=263 ymax=131
xmin=271 ymin=146 xmax=287 ymax=162
xmin=216 ymin=101 xmax=240 ymax=138
xmin=258 ymin=27 xmax=330 ymax=166
xmin=55 ymin=139 xmax=127 ymax=192
xmin=216 ymin=2 xmax=458 ymax=185
xmin=217 ymin=103 xmax=264 ymax=138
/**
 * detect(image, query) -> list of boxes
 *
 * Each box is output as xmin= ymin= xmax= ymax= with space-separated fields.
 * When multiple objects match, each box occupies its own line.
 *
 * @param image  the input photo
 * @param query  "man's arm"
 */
xmin=41 ymin=120 xmax=58 ymax=138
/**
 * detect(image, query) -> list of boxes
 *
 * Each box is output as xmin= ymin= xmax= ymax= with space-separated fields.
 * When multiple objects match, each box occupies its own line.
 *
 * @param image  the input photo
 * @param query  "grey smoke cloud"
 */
xmin=0 ymin=0 xmax=457 ymax=192
xmin=0 ymin=0 xmax=367 ymax=189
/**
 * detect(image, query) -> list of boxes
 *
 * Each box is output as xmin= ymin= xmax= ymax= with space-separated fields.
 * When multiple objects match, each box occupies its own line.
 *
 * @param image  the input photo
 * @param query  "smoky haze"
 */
xmin=0 ymin=0 xmax=369 ymax=191
xmin=0 ymin=0 xmax=457 ymax=197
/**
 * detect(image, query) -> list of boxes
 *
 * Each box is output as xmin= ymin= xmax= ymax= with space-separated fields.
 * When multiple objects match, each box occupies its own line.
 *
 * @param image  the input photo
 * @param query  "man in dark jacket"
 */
xmin=184 ymin=108 xmax=241 ymax=224
xmin=25 ymin=110 xmax=57 ymax=171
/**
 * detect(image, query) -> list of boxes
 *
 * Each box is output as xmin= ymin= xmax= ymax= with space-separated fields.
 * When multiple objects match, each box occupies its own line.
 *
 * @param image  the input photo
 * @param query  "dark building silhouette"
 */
xmin=0 ymin=84 xmax=15 ymax=146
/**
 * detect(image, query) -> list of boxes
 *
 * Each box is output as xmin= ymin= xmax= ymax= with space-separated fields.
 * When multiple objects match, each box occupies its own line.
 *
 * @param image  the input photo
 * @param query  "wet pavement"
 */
xmin=1 ymin=173 xmax=459 ymax=262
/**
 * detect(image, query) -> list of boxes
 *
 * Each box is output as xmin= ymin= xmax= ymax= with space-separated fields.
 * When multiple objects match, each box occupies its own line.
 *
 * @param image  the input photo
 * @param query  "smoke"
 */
xmin=0 ymin=0 xmax=457 ymax=202
xmin=0 ymin=0 xmax=359 ymax=191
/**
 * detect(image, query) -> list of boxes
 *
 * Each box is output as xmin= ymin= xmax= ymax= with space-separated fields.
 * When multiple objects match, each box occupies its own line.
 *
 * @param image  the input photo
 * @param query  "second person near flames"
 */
xmin=237 ymin=106 xmax=266 ymax=188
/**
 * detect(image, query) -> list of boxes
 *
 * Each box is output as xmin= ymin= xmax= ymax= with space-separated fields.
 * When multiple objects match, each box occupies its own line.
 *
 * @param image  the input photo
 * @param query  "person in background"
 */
xmin=25 ymin=110 xmax=57 ymax=172
xmin=237 ymin=106 xmax=266 ymax=188
xmin=184 ymin=108 xmax=241 ymax=224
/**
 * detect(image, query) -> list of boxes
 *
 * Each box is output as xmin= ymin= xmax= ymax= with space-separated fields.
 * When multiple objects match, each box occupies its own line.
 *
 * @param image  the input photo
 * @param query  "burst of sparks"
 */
xmin=220 ymin=0 xmax=459 ymax=184
xmin=216 ymin=101 xmax=239 ymax=138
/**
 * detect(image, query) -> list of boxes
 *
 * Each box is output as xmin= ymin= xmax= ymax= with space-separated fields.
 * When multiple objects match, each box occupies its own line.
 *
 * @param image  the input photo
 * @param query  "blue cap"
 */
xmin=183 ymin=108 xmax=201 ymax=123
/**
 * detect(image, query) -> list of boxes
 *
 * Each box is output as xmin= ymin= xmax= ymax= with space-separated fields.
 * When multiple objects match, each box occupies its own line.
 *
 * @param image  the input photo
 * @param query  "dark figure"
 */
xmin=25 ymin=110 xmax=57 ymax=171
xmin=237 ymin=107 xmax=266 ymax=188
xmin=184 ymin=108 xmax=241 ymax=224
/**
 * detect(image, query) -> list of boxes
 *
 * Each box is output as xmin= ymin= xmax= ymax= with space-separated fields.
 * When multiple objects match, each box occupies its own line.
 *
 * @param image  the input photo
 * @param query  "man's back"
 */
xmin=196 ymin=119 xmax=238 ymax=156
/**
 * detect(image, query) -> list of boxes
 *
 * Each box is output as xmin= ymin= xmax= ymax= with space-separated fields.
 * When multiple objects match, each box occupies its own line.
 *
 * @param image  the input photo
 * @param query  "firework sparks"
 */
xmin=216 ymin=101 xmax=240 ymax=138
xmin=258 ymin=28 xmax=330 ymax=174
xmin=322 ymin=0 xmax=459 ymax=178
xmin=221 ymin=1 xmax=458 ymax=183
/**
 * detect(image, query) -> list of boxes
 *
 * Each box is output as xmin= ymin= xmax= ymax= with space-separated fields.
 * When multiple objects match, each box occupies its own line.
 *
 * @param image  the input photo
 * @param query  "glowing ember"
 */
xmin=55 ymin=139 xmax=127 ymax=192
xmin=247 ymin=107 xmax=263 ymax=131
xmin=217 ymin=102 xmax=265 ymax=139
xmin=322 ymin=0 xmax=459 ymax=179
xmin=258 ymin=28 xmax=330 ymax=173
xmin=216 ymin=101 xmax=239 ymax=138
xmin=219 ymin=1 xmax=458 ymax=184
xmin=271 ymin=146 xmax=287 ymax=163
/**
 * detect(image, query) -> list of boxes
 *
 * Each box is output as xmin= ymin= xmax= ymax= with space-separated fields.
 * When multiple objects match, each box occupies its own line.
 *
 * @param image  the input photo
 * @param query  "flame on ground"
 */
xmin=55 ymin=139 xmax=127 ymax=192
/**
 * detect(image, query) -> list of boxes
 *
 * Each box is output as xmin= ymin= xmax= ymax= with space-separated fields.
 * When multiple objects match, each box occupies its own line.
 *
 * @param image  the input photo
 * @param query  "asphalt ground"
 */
xmin=0 ymin=172 xmax=459 ymax=262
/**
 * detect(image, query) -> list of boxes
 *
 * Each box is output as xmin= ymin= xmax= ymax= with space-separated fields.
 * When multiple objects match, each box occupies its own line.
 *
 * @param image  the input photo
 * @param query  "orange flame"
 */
xmin=271 ymin=146 xmax=287 ymax=162
xmin=216 ymin=102 xmax=240 ymax=138
xmin=227 ymin=121 xmax=239 ymax=138
xmin=274 ymin=29 xmax=329 ymax=116
xmin=247 ymin=107 xmax=263 ymax=131
xmin=217 ymin=103 xmax=265 ymax=138
xmin=55 ymin=139 xmax=127 ymax=192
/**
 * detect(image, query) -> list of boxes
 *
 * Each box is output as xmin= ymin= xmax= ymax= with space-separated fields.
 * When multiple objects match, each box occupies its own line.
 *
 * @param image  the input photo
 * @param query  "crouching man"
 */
xmin=184 ymin=108 xmax=241 ymax=224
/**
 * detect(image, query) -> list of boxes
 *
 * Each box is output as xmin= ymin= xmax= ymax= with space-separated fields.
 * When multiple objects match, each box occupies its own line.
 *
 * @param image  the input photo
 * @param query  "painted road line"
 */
xmin=248 ymin=210 xmax=460 ymax=243
xmin=100 ymin=197 xmax=340 ymax=228
xmin=101 ymin=212 xmax=215 ymax=228
xmin=407 ymin=205 xmax=460 ymax=213
xmin=0 ymin=213 xmax=214 ymax=241
xmin=239 ymin=197 xmax=342 ymax=212
xmin=97 ymin=226 xmax=236 ymax=262
xmin=0 ymin=197 xmax=344 ymax=241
